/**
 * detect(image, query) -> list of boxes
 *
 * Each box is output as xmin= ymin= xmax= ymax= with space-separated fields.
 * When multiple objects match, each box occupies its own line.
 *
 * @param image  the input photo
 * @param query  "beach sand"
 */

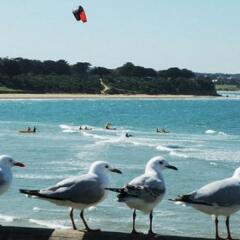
xmin=0 ymin=93 xmax=217 ymax=99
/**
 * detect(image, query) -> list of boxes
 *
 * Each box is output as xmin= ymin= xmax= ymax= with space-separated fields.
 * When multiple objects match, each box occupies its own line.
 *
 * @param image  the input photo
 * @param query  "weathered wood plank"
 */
xmin=0 ymin=226 xmax=212 ymax=240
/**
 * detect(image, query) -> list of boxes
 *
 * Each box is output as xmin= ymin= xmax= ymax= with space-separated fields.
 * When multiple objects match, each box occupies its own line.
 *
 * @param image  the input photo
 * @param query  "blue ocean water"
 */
xmin=0 ymin=93 xmax=240 ymax=238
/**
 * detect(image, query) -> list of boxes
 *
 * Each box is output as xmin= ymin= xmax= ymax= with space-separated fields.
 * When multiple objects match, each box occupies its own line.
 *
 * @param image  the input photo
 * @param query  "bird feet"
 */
xmin=131 ymin=229 xmax=139 ymax=234
xmin=215 ymin=237 xmax=225 ymax=240
xmin=72 ymin=226 xmax=77 ymax=230
xmin=148 ymin=230 xmax=158 ymax=238
xmin=82 ymin=228 xmax=101 ymax=232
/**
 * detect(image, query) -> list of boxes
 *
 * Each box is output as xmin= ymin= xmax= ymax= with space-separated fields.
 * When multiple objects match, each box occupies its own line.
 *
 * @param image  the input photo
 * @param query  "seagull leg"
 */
xmin=80 ymin=209 xmax=90 ymax=231
xmin=215 ymin=216 xmax=224 ymax=240
xmin=131 ymin=209 xmax=138 ymax=234
xmin=148 ymin=210 xmax=156 ymax=235
xmin=69 ymin=208 xmax=77 ymax=230
xmin=226 ymin=216 xmax=232 ymax=240
xmin=80 ymin=209 xmax=100 ymax=232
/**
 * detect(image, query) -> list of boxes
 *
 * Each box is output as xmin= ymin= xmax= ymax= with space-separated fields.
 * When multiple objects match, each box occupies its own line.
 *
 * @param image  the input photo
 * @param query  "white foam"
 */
xmin=205 ymin=129 xmax=228 ymax=136
xmin=205 ymin=129 xmax=217 ymax=134
xmin=129 ymin=139 xmax=157 ymax=148
xmin=218 ymin=131 xmax=228 ymax=136
xmin=29 ymin=219 xmax=69 ymax=229
xmin=156 ymin=145 xmax=172 ymax=152
xmin=62 ymin=129 xmax=76 ymax=133
xmin=0 ymin=214 xmax=18 ymax=222
xmin=82 ymin=131 xmax=106 ymax=140
xmin=33 ymin=207 xmax=41 ymax=212
xmin=33 ymin=207 xmax=65 ymax=213
xmin=156 ymin=143 xmax=189 ymax=158
xmin=210 ymin=162 xmax=217 ymax=166
xmin=15 ymin=173 xmax=74 ymax=180
xmin=169 ymin=151 xmax=188 ymax=158
xmin=96 ymin=135 xmax=126 ymax=145
xmin=189 ymin=149 xmax=240 ymax=162
xmin=59 ymin=124 xmax=74 ymax=130
xmin=94 ymin=133 xmax=160 ymax=148
xmin=155 ymin=210 xmax=177 ymax=217
xmin=59 ymin=124 xmax=79 ymax=133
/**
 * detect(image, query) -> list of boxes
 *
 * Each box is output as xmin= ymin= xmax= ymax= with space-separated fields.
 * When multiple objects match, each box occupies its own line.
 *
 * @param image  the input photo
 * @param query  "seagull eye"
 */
xmin=105 ymin=165 xmax=109 ymax=168
xmin=159 ymin=161 xmax=163 ymax=165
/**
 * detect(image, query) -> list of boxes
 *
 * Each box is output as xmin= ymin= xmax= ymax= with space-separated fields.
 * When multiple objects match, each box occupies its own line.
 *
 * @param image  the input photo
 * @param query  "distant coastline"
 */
xmin=0 ymin=93 xmax=219 ymax=100
xmin=0 ymin=58 xmax=218 ymax=96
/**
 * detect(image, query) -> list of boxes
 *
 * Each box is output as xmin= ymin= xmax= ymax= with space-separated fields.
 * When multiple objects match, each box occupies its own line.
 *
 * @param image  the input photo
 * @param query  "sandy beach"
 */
xmin=0 ymin=93 xmax=218 ymax=99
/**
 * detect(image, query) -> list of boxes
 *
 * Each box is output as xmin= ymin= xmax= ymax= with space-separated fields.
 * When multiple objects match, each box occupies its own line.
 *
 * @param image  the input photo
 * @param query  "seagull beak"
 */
xmin=167 ymin=165 xmax=178 ymax=171
xmin=109 ymin=167 xmax=122 ymax=174
xmin=14 ymin=162 xmax=25 ymax=167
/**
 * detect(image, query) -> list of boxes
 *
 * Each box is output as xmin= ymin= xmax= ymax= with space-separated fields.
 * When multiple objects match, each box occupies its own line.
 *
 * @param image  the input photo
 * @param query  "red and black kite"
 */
xmin=72 ymin=5 xmax=87 ymax=23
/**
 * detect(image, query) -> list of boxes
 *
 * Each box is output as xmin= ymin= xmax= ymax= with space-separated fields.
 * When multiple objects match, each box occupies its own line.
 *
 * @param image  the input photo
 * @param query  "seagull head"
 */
xmin=89 ymin=161 xmax=122 ymax=175
xmin=145 ymin=156 xmax=178 ymax=174
xmin=0 ymin=155 xmax=25 ymax=168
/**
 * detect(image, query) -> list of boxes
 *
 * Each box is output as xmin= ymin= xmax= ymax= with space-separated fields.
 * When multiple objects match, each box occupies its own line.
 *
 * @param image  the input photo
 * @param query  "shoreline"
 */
xmin=0 ymin=93 xmax=219 ymax=100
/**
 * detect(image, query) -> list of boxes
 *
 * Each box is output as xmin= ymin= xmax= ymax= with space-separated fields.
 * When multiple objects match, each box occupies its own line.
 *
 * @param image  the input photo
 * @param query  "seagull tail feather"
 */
xmin=19 ymin=189 xmax=41 ymax=197
xmin=105 ymin=187 xmax=123 ymax=193
xmin=169 ymin=194 xmax=192 ymax=203
xmin=169 ymin=194 xmax=213 ymax=206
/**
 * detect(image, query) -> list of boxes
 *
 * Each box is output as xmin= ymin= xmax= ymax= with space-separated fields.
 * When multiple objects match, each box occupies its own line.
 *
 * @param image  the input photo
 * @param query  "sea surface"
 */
xmin=0 ymin=92 xmax=240 ymax=238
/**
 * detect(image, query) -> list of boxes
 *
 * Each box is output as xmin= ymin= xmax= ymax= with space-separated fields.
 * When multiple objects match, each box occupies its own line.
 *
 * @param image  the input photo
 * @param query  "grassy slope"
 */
xmin=0 ymin=86 xmax=25 ymax=93
xmin=215 ymin=84 xmax=240 ymax=91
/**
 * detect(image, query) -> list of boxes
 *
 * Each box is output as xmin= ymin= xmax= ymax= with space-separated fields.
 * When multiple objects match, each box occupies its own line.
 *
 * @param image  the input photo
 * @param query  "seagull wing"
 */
xmin=118 ymin=174 xmax=165 ymax=203
xmin=192 ymin=178 xmax=240 ymax=207
xmin=21 ymin=174 xmax=105 ymax=205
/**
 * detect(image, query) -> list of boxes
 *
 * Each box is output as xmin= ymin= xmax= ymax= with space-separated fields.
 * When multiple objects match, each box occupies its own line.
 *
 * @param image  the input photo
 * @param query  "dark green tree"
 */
xmin=89 ymin=67 xmax=111 ymax=76
xmin=71 ymin=62 xmax=91 ymax=75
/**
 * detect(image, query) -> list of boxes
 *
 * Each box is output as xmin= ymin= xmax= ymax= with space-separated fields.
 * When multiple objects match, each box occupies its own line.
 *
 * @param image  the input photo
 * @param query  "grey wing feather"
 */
xmin=119 ymin=174 xmax=165 ymax=203
xmin=192 ymin=178 xmax=240 ymax=206
xmin=40 ymin=174 xmax=104 ymax=204
xmin=43 ymin=176 xmax=79 ymax=192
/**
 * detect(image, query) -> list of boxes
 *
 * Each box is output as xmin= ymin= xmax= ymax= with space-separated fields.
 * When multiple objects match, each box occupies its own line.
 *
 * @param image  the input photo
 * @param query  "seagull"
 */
xmin=0 ymin=155 xmax=25 ymax=196
xmin=106 ymin=156 xmax=177 ymax=235
xmin=171 ymin=167 xmax=240 ymax=240
xmin=20 ymin=161 xmax=122 ymax=231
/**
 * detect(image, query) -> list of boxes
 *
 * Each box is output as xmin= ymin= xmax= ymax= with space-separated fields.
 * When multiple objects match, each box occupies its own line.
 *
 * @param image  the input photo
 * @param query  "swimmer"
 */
xmin=125 ymin=133 xmax=133 ymax=138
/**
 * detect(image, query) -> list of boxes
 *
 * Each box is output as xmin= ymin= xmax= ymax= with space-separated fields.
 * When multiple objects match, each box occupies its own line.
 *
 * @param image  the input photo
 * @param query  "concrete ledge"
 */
xmin=0 ymin=226 xmax=212 ymax=240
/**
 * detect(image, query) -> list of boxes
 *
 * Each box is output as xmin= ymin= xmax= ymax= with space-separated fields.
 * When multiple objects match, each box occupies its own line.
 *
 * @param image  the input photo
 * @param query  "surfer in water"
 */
xmin=105 ymin=123 xmax=116 ymax=130
xmin=156 ymin=128 xmax=170 ymax=133
xmin=125 ymin=133 xmax=133 ymax=138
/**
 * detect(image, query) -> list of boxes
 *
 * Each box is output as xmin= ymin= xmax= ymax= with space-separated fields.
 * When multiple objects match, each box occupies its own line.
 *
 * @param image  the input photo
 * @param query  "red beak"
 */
xmin=14 ymin=162 xmax=25 ymax=167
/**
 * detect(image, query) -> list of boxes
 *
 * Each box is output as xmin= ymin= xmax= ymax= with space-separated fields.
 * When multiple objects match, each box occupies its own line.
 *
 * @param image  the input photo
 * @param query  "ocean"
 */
xmin=0 ymin=92 xmax=240 ymax=238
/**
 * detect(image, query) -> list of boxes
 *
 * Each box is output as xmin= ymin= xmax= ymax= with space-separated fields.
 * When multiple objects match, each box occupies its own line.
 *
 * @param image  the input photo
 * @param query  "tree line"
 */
xmin=0 ymin=58 xmax=217 ymax=95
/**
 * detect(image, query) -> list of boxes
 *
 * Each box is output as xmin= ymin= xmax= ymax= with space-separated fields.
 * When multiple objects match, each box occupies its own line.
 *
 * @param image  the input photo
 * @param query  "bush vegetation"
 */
xmin=0 ymin=58 xmax=217 ymax=95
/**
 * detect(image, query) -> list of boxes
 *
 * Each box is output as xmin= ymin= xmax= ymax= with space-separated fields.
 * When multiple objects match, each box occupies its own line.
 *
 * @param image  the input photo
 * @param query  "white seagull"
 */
xmin=106 ymin=156 xmax=177 ymax=235
xmin=0 ymin=155 xmax=25 ymax=196
xmin=172 ymin=167 xmax=240 ymax=240
xmin=20 ymin=161 xmax=122 ymax=231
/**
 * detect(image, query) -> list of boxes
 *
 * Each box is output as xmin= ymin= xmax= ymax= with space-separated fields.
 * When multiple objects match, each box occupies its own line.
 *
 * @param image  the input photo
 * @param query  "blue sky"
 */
xmin=1 ymin=0 xmax=240 ymax=73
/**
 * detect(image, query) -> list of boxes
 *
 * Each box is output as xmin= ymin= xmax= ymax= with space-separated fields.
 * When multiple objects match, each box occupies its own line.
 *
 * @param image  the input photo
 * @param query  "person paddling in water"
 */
xmin=105 ymin=123 xmax=116 ymax=130
xmin=156 ymin=128 xmax=170 ymax=133
xmin=125 ymin=133 xmax=133 ymax=138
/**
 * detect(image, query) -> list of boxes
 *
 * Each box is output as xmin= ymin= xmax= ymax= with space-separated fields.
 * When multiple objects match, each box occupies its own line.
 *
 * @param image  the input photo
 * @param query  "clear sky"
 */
xmin=1 ymin=0 xmax=240 ymax=73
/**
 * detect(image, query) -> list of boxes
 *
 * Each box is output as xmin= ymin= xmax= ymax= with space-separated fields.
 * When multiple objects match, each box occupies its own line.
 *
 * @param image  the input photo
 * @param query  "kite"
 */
xmin=73 ymin=5 xmax=87 ymax=23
